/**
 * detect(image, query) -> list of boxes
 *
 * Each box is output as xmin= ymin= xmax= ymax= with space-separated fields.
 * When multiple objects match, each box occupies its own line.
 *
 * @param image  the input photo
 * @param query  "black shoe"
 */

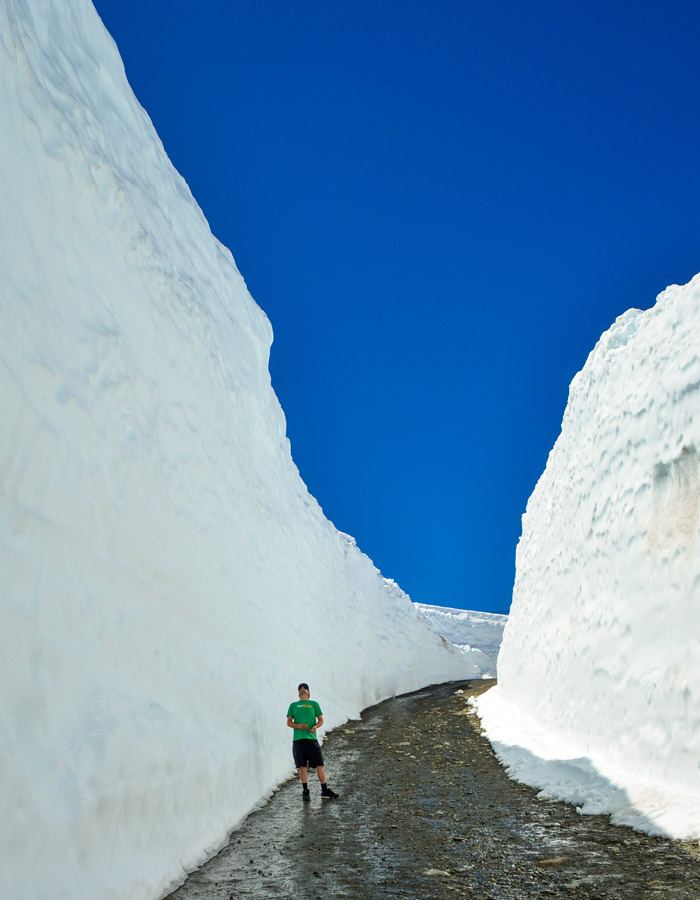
xmin=302 ymin=788 xmax=310 ymax=802
xmin=321 ymin=786 xmax=339 ymax=799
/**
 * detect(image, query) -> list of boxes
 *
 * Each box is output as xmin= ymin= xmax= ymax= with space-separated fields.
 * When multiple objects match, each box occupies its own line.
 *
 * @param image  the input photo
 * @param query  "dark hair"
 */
xmin=298 ymin=682 xmax=309 ymax=691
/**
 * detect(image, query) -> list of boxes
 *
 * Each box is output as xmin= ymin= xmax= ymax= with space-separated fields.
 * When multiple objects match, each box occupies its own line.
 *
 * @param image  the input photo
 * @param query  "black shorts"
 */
xmin=292 ymin=739 xmax=324 ymax=769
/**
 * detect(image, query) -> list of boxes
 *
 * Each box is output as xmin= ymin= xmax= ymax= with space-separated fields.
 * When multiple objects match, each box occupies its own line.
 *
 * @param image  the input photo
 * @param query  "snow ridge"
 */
xmin=415 ymin=603 xmax=506 ymax=677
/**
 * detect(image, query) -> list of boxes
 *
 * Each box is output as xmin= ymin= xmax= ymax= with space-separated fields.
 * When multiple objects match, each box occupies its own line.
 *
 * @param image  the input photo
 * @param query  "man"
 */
xmin=286 ymin=683 xmax=339 ymax=801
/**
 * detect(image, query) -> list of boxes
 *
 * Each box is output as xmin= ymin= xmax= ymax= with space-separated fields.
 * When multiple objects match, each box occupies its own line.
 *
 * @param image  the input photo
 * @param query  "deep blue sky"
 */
xmin=93 ymin=0 xmax=700 ymax=613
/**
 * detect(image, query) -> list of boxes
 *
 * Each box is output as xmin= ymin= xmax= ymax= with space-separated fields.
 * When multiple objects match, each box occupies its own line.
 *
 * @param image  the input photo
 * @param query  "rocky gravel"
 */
xmin=166 ymin=679 xmax=700 ymax=900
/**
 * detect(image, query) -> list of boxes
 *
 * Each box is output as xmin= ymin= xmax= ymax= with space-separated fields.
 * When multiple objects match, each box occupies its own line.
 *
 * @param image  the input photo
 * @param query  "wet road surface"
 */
xmin=166 ymin=680 xmax=700 ymax=900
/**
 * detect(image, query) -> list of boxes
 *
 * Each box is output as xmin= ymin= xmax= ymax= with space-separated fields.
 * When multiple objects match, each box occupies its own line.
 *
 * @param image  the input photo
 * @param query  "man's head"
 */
xmin=298 ymin=682 xmax=310 ymax=698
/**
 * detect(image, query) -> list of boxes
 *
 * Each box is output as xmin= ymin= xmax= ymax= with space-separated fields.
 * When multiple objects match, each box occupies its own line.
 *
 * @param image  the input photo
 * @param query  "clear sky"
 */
xmin=92 ymin=0 xmax=700 ymax=613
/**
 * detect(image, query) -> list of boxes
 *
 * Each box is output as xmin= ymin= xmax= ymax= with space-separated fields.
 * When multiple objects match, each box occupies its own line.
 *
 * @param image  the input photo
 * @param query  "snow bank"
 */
xmin=0 ymin=3 xmax=472 ymax=898
xmin=478 ymin=274 xmax=700 ymax=840
xmin=415 ymin=604 xmax=506 ymax=676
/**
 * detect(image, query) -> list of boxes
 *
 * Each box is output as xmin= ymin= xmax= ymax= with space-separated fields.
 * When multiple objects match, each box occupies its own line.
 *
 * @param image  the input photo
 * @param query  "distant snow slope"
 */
xmin=0 ymin=3 xmax=472 ymax=899
xmin=478 ymin=275 xmax=700 ymax=840
xmin=416 ymin=604 xmax=506 ymax=676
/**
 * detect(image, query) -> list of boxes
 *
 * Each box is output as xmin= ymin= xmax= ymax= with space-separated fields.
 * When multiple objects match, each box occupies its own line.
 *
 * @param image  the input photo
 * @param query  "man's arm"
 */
xmin=287 ymin=716 xmax=309 ymax=731
xmin=309 ymin=714 xmax=324 ymax=735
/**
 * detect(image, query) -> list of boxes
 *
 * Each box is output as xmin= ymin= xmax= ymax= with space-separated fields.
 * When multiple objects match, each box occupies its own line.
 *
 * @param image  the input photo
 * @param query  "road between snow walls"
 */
xmin=165 ymin=680 xmax=700 ymax=900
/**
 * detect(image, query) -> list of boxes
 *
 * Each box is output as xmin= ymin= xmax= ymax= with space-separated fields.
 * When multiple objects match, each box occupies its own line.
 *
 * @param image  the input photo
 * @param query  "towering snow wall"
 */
xmin=479 ymin=275 xmax=700 ymax=839
xmin=0 ymin=3 xmax=472 ymax=898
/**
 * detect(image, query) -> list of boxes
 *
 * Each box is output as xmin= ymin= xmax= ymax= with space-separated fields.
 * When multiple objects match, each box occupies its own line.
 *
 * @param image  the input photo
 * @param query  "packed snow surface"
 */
xmin=0 ymin=3 xmax=475 ymax=899
xmin=478 ymin=274 xmax=700 ymax=840
xmin=416 ymin=604 xmax=506 ymax=676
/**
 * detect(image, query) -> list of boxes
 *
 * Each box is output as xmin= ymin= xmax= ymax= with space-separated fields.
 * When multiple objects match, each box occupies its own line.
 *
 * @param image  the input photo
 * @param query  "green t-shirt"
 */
xmin=287 ymin=698 xmax=322 ymax=741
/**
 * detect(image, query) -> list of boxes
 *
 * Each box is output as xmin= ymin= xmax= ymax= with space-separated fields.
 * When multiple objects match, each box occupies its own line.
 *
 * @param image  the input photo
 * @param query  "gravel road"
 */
xmin=166 ymin=679 xmax=700 ymax=900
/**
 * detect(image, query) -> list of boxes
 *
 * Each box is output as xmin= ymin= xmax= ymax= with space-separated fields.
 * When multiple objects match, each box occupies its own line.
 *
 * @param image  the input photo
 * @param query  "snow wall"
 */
xmin=479 ymin=274 xmax=700 ymax=840
xmin=0 ymin=2 xmax=474 ymax=898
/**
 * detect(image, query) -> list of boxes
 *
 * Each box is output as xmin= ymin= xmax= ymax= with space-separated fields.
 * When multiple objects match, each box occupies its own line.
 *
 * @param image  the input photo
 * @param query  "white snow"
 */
xmin=478 ymin=274 xmax=700 ymax=841
xmin=0 ymin=3 xmax=475 ymax=899
xmin=416 ymin=603 xmax=506 ymax=677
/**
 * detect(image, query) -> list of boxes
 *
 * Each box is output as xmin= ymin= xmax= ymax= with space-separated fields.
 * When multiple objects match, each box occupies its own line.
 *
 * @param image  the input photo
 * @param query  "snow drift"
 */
xmin=478 ymin=274 xmax=700 ymax=840
xmin=0 ymin=2 xmax=473 ymax=898
xmin=416 ymin=604 xmax=506 ymax=677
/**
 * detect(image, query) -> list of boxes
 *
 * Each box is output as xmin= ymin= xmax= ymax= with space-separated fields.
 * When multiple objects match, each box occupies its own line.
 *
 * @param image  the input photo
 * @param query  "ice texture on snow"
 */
xmin=416 ymin=604 xmax=506 ymax=676
xmin=0 ymin=3 xmax=473 ymax=899
xmin=478 ymin=274 xmax=700 ymax=840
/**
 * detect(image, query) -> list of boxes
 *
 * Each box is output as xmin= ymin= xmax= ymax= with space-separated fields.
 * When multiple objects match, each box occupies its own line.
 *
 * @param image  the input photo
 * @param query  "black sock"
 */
xmin=302 ymin=783 xmax=308 ymax=790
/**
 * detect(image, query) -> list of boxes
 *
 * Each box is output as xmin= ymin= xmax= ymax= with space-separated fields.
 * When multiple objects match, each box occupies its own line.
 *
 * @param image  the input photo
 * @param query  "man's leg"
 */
xmin=293 ymin=743 xmax=311 ymax=800
xmin=298 ymin=765 xmax=311 ymax=800
xmin=315 ymin=765 xmax=338 ymax=797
